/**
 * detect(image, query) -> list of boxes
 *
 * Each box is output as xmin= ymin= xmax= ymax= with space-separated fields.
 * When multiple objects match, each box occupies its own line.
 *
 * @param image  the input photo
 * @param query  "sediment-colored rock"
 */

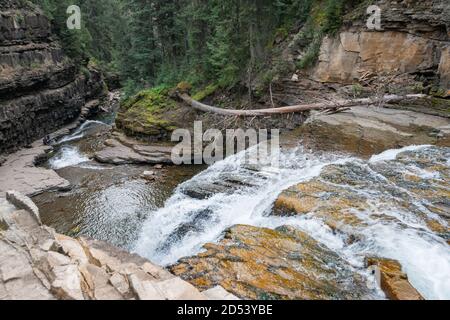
xmin=299 ymin=106 xmax=450 ymax=157
xmin=171 ymin=224 xmax=373 ymax=300
xmin=312 ymin=1 xmax=449 ymax=91
xmin=366 ymin=258 xmax=425 ymax=300
xmin=0 ymin=141 xmax=70 ymax=197
xmin=203 ymin=286 xmax=240 ymax=301
xmin=6 ymin=190 xmax=41 ymax=224
xmin=273 ymin=146 xmax=450 ymax=242
xmin=0 ymin=195 xmax=237 ymax=300
xmin=94 ymin=138 xmax=173 ymax=165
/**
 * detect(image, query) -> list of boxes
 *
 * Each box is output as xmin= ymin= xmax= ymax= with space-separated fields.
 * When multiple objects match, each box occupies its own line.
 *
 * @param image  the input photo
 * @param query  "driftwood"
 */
xmin=178 ymin=93 xmax=428 ymax=117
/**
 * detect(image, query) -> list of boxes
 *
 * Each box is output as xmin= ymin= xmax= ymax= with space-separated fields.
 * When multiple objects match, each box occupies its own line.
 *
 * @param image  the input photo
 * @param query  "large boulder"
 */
xmin=298 ymin=106 xmax=450 ymax=157
xmin=0 ymin=195 xmax=236 ymax=300
xmin=116 ymin=87 xmax=196 ymax=142
xmin=171 ymin=224 xmax=374 ymax=300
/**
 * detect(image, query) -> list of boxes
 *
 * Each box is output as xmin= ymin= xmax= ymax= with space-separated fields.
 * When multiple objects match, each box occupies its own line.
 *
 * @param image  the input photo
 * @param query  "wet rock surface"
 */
xmin=0 ymin=196 xmax=237 ymax=300
xmin=0 ymin=141 xmax=70 ymax=198
xmin=1 ymin=0 xmax=449 ymax=302
xmin=94 ymin=137 xmax=173 ymax=165
xmin=300 ymin=106 xmax=450 ymax=157
xmin=170 ymin=146 xmax=449 ymax=300
xmin=0 ymin=91 xmax=142 ymax=198
xmin=171 ymin=224 xmax=374 ymax=300
xmin=274 ymin=146 xmax=449 ymax=243
xmin=366 ymin=257 xmax=424 ymax=300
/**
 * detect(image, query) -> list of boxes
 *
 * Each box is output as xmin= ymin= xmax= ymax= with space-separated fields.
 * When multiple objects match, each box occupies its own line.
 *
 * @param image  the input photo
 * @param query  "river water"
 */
xmin=34 ymin=119 xmax=450 ymax=300
xmin=33 ymin=120 xmax=205 ymax=249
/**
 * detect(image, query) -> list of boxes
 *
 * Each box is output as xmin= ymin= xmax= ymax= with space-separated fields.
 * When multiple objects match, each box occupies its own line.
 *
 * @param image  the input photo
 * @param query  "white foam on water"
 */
xmin=404 ymin=165 xmax=441 ymax=180
xmin=135 ymin=146 xmax=353 ymax=265
xmin=358 ymin=223 xmax=450 ymax=300
xmin=50 ymin=145 xmax=90 ymax=169
xmin=58 ymin=120 xmax=108 ymax=144
xmin=50 ymin=120 xmax=113 ymax=170
xmin=78 ymin=163 xmax=113 ymax=170
xmin=134 ymin=144 xmax=450 ymax=300
xmin=369 ymin=145 xmax=431 ymax=163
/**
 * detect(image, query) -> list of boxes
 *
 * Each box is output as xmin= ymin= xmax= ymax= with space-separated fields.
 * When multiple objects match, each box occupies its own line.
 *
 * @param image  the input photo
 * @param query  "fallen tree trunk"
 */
xmin=178 ymin=93 xmax=428 ymax=117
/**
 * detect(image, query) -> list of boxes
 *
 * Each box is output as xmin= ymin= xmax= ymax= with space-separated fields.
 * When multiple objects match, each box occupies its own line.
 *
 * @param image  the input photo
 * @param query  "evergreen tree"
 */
xmin=30 ymin=0 xmax=356 ymax=95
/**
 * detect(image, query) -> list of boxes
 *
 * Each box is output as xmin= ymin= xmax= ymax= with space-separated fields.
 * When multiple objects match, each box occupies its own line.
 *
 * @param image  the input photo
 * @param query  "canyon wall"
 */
xmin=311 ymin=0 xmax=449 ymax=93
xmin=0 ymin=0 xmax=106 ymax=155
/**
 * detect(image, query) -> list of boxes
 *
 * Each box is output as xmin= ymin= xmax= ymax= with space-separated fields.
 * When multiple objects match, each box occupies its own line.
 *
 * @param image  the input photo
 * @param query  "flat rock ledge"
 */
xmin=0 ymin=194 xmax=237 ymax=300
xmin=299 ymin=106 xmax=450 ymax=157
xmin=0 ymin=141 xmax=70 ymax=198
xmin=94 ymin=135 xmax=174 ymax=165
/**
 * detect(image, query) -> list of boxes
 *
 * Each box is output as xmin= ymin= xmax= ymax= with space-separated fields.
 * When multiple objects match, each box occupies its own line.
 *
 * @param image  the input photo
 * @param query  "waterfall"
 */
xmin=57 ymin=120 xmax=110 ymax=144
xmin=49 ymin=145 xmax=90 ymax=170
xmin=50 ymin=120 xmax=111 ymax=169
xmin=134 ymin=145 xmax=450 ymax=300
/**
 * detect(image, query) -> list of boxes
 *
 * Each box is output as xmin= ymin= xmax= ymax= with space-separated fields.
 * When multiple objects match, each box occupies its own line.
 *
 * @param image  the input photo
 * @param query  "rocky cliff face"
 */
xmin=311 ymin=0 xmax=449 ymax=92
xmin=267 ymin=0 xmax=449 ymax=104
xmin=0 ymin=1 xmax=106 ymax=155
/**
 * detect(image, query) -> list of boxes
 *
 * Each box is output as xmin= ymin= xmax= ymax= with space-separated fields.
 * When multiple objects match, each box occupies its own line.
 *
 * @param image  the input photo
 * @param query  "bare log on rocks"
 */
xmin=178 ymin=93 xmax=428 ymax=117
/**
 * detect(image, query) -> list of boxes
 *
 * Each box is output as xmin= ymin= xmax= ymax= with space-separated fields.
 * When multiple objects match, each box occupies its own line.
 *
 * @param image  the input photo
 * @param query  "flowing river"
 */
xmin=34 ymin=119 xmax=450 ymax=300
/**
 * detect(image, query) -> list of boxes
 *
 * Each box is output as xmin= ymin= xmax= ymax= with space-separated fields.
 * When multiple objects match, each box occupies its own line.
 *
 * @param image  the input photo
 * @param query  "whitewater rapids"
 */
xmin=134 ymin=144 xmax=450 ymax=300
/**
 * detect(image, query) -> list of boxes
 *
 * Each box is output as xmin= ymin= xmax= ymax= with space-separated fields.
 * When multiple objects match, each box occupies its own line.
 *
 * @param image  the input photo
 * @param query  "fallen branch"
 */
xmin=178 ymin=93 xmax=428 ymax=117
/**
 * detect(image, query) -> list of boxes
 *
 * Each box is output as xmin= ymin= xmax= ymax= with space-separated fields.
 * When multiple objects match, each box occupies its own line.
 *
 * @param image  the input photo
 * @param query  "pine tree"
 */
xmin=30 ymin=0 xmax=355 ymax=95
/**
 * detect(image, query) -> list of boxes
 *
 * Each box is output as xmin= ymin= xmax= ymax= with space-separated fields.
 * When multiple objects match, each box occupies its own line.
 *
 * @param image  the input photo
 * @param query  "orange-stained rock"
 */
xmin=366 ymin=258 xmax=424 ymax=300
xmin=313 ymin=31 xmax=437 ymax=85
xmin=273 ymin=169 xmax=368 ymax=241
xmin=426 ymin=219 xmax=449 ymax=234
xmin=273 ymin=147 xmax=450 ymax=247
xmin=171 ymin=224 xmax=374 ymax=300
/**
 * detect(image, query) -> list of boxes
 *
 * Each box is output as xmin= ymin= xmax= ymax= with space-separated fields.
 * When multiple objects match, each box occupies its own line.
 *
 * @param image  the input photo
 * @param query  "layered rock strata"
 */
xmin=0 ymin=1 xmax=106 ymax=155
xmin=311 ymin=0 xmax=449 ymax=91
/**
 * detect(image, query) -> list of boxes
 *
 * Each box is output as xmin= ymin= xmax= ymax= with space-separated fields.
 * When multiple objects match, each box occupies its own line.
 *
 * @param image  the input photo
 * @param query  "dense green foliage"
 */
xmin=30 ymin=0 xmax=354 ymax=96
xmin=120 ymin=0 xmax=320 ymax=94
xmin=30 ymin=0 xmax=124 ymax=68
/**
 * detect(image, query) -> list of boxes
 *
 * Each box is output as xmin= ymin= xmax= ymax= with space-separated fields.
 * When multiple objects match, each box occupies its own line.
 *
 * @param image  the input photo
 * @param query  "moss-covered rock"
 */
xmin=116 ymin=86 xmax=195 ymax=141
xmin=176 ymin=81 xmax=192 ymax=93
